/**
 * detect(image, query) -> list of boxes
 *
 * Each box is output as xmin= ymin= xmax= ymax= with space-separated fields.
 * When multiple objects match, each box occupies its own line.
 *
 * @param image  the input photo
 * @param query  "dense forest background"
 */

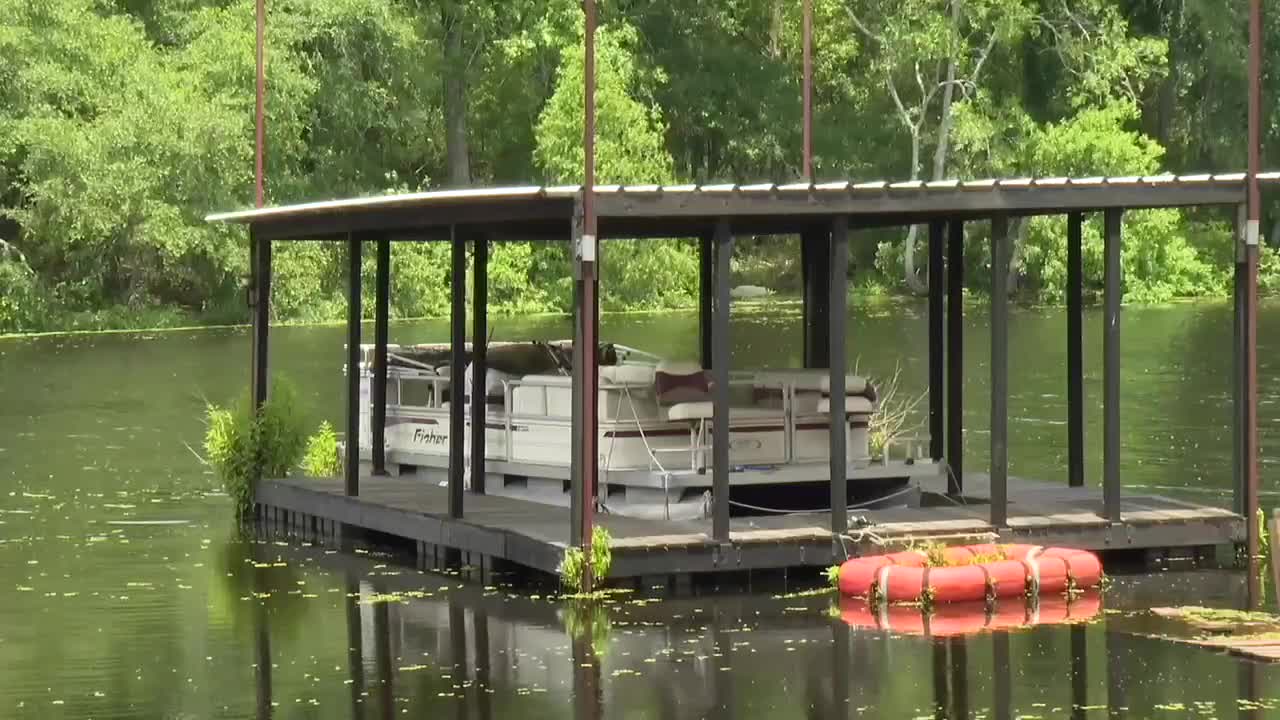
xmin=2 ymin=0 xmax=1280 ymax=333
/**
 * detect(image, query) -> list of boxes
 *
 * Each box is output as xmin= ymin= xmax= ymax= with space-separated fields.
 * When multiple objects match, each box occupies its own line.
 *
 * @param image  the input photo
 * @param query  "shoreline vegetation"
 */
xmin=0 ymin=288 xmax=1260 ymax=342
xmin=4 ymin=2 xmax=1280 ymax=336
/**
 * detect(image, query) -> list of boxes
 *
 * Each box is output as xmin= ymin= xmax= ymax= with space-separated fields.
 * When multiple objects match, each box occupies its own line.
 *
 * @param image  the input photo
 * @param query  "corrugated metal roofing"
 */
xmin=206 ymin=171 xmax=1280 ymax=226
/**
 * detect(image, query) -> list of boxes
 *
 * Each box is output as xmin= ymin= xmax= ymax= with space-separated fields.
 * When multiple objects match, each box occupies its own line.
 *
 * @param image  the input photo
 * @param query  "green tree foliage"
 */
xmin=0 ymin=0 xmax=1273 ymax=334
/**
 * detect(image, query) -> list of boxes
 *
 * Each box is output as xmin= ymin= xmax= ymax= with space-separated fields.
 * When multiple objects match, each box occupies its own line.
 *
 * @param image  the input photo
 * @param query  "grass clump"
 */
xmin=826 ymin=565 xmax=841 ymax=589
xmin=559 ymin=526 xmax=613 ymax=594
xmin=204 ymin=377 xmax=309 ymax=517
xmin=301 ymin=420 xmax=342 ymax=477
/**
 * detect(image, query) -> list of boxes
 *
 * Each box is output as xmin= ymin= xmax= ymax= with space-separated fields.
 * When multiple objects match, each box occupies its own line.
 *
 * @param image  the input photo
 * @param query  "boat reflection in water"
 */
xmin=242 ymin=540 xmax=1273 ymax=720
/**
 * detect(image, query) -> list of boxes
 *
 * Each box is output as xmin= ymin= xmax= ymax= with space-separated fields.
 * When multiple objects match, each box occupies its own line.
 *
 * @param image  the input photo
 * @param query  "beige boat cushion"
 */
xmin=819 ymin=374 xmax=869 ymax=395
xmin=600 ymin=363 xmax=657 ymax=386
xmin=816 ymin=396 xmax=875 ymax=414
xmin=666 ymin=402 xmax=785 ymax=422
xmin=753 ymin=370 xmax=869 ymax=395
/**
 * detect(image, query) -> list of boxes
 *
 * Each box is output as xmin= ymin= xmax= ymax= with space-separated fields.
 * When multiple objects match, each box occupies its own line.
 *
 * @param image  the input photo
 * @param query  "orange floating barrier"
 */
xmin=836 ymin=544 xmax=1103 ymax=603
xmin=839 ymin=591 xmax=1102 ymax=637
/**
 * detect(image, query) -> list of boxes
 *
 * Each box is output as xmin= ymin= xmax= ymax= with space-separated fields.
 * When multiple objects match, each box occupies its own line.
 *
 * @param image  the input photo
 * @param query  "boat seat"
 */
xmin=819 ymin=374 xmax=870 ymax=396
xmin=816 ymin=396 xmax=875 ymax=414
xmin=666 ymin=401 xmax=785 ymax=422
xmin=600 ymin=363 xmax=657 ymax=386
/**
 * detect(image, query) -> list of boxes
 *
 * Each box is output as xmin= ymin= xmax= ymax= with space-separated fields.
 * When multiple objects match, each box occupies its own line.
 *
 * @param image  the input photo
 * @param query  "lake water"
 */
xmin=2 ymin=300 xmax=1280 ymax=718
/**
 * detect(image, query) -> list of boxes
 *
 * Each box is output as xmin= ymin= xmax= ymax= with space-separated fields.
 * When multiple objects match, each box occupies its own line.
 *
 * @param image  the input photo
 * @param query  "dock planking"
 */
xmin=255 ymin=471 xmax=1245 ymax=581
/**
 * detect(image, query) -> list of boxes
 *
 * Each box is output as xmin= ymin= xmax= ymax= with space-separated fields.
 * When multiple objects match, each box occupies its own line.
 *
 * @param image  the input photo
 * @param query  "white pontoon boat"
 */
xmin=357 ymin=341 xmax=942 ymax=520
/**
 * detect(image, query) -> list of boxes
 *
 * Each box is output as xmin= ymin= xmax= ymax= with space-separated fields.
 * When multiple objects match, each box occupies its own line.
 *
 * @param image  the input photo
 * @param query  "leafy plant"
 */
xmin=826 ymin=565 xmax=842 ymax=589
xmin=204 ymin=377 xmax=309 ymax=517
xmin=559 ymin=526 xmax=613 ymax=593
xmin=301 ymin=420 xmax=342 ymax=477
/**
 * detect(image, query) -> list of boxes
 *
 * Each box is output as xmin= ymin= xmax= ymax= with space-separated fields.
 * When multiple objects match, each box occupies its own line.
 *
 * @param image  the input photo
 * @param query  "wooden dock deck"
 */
xmin=254 ymin=473 xmax=1244 ymax=582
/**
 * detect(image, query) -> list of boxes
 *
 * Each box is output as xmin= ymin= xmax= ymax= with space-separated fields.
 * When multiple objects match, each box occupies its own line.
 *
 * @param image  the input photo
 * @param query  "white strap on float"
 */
xmin=1024 ymin=546 xmax=1043 ymax=592
xmin=875 ymin=564 xmax=893 ymax=625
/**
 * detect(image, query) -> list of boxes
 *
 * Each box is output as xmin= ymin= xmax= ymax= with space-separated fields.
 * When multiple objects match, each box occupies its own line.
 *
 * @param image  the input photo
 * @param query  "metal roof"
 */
xmin=207 ymin=172 xmax=1280 ymax=242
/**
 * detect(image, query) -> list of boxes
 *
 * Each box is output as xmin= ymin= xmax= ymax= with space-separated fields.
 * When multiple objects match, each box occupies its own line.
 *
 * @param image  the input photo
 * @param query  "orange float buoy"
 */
xmin=839 ymin=591 xmax=1102 ymax=637
xmin=836 ymin=544 xmax=1103 ymax=603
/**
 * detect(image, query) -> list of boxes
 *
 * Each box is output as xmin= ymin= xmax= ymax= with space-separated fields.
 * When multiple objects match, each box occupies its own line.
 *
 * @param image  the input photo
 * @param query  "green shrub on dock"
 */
xmin=301 ymin=421 xmax=342 ymax=477
xmin=559 ymin=526 xmax=613 ymax=594
xmin=204 ymin=378 xmax=308 ymax=517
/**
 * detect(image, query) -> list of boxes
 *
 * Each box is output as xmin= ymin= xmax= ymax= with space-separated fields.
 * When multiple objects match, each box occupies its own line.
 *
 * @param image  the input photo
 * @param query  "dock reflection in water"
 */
xmin=234 ymin=540 xmax=1280 ymax=720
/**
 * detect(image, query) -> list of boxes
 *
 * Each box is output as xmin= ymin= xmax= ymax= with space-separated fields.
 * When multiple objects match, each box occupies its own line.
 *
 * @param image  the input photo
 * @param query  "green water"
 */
xmin=2 ymin=300 xmax=1279 ymax=718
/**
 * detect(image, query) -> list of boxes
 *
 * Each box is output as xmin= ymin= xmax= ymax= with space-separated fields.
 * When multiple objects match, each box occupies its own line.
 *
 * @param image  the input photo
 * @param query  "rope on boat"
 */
xmin=726 ymin=483 xmax=921 ymax=516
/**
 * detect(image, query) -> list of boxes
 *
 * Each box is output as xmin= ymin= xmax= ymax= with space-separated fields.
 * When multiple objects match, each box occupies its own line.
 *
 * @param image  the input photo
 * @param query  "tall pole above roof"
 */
xmin=254 ymin=0 xmax=266 ymax=208
xmin=802 ymin=0 xmax=813 ymax=180
xmin=579 ymin=0 xmax=598 ymax=593
xmin=1245 ymin=0 xmax=1262 ymax=564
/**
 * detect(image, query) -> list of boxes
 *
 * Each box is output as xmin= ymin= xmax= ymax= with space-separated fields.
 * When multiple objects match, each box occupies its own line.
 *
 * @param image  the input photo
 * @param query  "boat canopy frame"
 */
xmin=209 ymin=172 xmax=1274 ymax=547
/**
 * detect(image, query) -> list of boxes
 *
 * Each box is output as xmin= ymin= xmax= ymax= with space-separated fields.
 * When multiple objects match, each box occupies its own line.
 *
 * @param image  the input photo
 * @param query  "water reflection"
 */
xmin=229 ymin=542 xmax=1280 ymax=720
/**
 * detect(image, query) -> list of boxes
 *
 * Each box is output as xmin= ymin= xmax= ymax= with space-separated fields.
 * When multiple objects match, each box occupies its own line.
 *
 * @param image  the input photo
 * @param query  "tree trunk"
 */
xmin=442 ymin=3 xmax=471 ymax=187
xmin=1006 ymin=217 xmax=1029 ymax=295
xmin=902 ymin=125 xmax=928 ymax=295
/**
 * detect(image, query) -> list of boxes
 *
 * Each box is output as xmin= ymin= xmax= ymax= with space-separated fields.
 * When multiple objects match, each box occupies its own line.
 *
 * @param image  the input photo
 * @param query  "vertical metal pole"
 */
xmin=471 ymin=235 xmax=488 ymax=494
xmin=1246 ymin=0 xmax=1262 ymax=562
xmin=1103 ymin=209 xmax=1122 ymax=523
xmin=251 ymin=230 xmax=271 ymax=410
xmin=372 ymin=236 xmax=390 ymax=476
xmin=1067 ymin=212 xmax=1084 ymax=488
xmin=579 ymin=0 xmax=598 ymax=592
xmin=345 ymin=235 xmax=361 ymax=498
xmin=946 ymin=219 xmax=965 ymax=495
xmin=802 ymin=0 xmax=813 ymax=180
xmin=570 ymin=234 xmax=584 ymax=547
xmin=927 ymin=220 xmax=945 ymax=461
xmin=449 ymin=227 xmax=466 ymax=519
xmin=990 ymin=215 xmax=1009 ymax=527
xmin=1235 ymin=205 xmax=1247 ymax=515
xmin=829 ymin=216 xmax=849 ymax=535
xmin=254 ymin=0 xmax=266 ymax=209
xmin=712 ymin=218 xmax=733 ymax=542
xmin=699 ymin=231 xmax=714 ymax=368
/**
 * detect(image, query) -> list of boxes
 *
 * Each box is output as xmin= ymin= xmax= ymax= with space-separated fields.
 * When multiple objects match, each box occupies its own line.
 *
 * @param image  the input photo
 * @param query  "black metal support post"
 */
xmin=570 ymin=215 xmax=585 ymax=548
xmin=1103 ymin=208 xmax=1122 ymax=523
xmin=829 ymin=216 xmax=849 ymax=535
xmin=699 ymin=231 xmax=714 ymax=369
xmin=1235 ymin=205 xmax=1247 ymax=515
xmin=1067 ymin=212 xmax=1084 ymax=488
xmin=801 ymin=228 xmax=830 ymax=368
xmin=712 ymin=218 xmax=733 ymax=542
xmin=250 ymin=230 xmax=272 ymax=410
xmin=345 ymin=235 xmax=361 ymax=497
xmin=990 ymin=215 xmax=1009 ymax=527
xmin=449 ymin=228 xmax=466 ymax=519
xmin=946 ymin=219 xmax=965 ymax=495
xmin=471 ymin=235 xmax=489 ymax=494
xmin=372 ymin=236 xmax=390 ymax=476
xmin=928 ymin=220 xmax=945 ymax=461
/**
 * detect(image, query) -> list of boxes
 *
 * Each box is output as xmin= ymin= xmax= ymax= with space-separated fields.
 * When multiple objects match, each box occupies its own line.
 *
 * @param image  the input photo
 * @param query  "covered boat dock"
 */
xmin=208 ymin=172 xmax=1272 ymax=582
